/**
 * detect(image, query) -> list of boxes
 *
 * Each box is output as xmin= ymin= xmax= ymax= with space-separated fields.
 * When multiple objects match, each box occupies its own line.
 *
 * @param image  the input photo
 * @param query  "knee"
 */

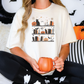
xmin=0 ymin=51 xmax=10 ymax=58
xmin=0 ymin=51 xmax=5 ymax=56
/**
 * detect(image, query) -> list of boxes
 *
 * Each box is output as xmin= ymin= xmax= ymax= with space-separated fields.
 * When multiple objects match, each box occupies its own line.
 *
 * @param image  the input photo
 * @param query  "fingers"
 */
xmin=55 ymin=63 xmax=63 ymax=68
xmin=54 ymin=58 xmax=64 ymax=64
xmin=34 ymin=61 xmax=39 ymax=69
xmin=54 ymin=65 xmax=64 ymax=72
xmin=32 ymin=60 xmax=46 ymax=74
xmin=56 ymin=63 xmax=64 ymax=72
xmin=33 ymin=65 xmax=46 ymax=74
xmin=54 ymin=57 xmax=58 ymax=61
xmin=57 ymin=68 xmax=64 ymax=72
xmin=54 ymin=57 xmax=64 ymax=72
xmin=34 ymin=67 xmax=46 ymax=74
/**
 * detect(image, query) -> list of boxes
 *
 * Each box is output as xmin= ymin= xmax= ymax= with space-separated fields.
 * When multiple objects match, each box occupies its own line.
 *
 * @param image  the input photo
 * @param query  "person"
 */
xmin=0 ymin=0 xmax=84 ymax=84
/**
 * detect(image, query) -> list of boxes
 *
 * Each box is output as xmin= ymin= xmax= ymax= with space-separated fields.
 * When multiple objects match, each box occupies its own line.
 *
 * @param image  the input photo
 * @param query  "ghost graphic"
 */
xmin=59 ymin=76 xmax=66 ymax=83
xmin=34 ymin=80 xmax=41 ymax=84
xmin=24 ymin=74 xmax=31 ymax=84
xmin=44 ymin=79 xmax=50 ymax=84
xmin=54 ymin=77 xmax=59 ymax=81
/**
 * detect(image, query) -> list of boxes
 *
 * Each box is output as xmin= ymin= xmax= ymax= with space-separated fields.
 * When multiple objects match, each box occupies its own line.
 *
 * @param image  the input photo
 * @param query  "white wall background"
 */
xmin=61 ymin=0 xmax=84 ymax=26
xmin=1 ymin=0 xmax=84 ymax=26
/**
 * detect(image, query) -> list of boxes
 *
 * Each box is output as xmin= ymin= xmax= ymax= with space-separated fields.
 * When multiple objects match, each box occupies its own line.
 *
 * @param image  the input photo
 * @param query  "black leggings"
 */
xmin=0 ymin=51 xmax=84 ymax=84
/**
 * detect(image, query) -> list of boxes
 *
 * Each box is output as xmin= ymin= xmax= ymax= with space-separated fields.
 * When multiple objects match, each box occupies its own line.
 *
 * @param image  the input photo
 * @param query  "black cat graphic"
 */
xmin=69 ymin=10 xmax=76 ymax=16
xmin=81 ymin=28 xmax=84 ymax=32
xmin=36 ymin=19 xmax=40 ymax=26
xmin=75 ymin=20 xmax=84 ymax=26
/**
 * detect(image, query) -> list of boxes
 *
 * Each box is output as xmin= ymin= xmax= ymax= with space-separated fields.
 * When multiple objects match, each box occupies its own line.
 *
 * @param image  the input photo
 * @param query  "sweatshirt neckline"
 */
xmin=32 ymin=3 xmax=53 ymax=12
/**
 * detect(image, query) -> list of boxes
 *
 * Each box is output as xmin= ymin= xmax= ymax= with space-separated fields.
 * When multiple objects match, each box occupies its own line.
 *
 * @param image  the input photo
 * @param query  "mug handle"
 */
xmin=52 ymin=60 xmax=56 ymax=71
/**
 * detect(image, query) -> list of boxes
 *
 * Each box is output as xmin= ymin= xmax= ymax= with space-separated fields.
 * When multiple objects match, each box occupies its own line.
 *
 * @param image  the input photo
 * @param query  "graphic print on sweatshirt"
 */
xmin=32 ymin=16 xmax=55 ymax=42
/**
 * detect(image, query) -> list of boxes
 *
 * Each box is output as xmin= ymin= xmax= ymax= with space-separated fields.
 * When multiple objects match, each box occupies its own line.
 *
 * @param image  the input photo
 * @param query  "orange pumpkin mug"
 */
xmin=38 ymin=57 xmax=55 ymax=72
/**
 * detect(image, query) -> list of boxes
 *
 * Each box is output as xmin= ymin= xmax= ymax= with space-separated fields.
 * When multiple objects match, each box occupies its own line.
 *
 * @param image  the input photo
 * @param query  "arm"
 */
xmin=59 ymin=43 xmax=70 ymax=61
xmin=10 ymin=47 xmax=31 ymax=62
xmin=54 ymin=8 xmax=77 ymax=72
xmin=10 ymin=47 xmax=46 ymax=74
xmin=54 ymin=43 xmax=69 ymax=72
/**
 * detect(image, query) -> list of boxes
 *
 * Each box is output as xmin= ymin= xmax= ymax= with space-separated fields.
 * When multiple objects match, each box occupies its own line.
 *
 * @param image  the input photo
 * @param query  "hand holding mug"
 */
xmin=53 ymin=57 xmax=64 ymax=72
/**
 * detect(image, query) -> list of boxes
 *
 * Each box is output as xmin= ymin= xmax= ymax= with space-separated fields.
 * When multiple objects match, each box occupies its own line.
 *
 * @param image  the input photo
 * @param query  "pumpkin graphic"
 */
xmin=41 ymin=31 xmax=45 ymax=34
xmin=32 ymin=21 xmax=37 ymax=26
xmin=74 ymin=26 xmax=84 ymax=40
xmin=44 ymin=38 xmax=48 ymax=41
